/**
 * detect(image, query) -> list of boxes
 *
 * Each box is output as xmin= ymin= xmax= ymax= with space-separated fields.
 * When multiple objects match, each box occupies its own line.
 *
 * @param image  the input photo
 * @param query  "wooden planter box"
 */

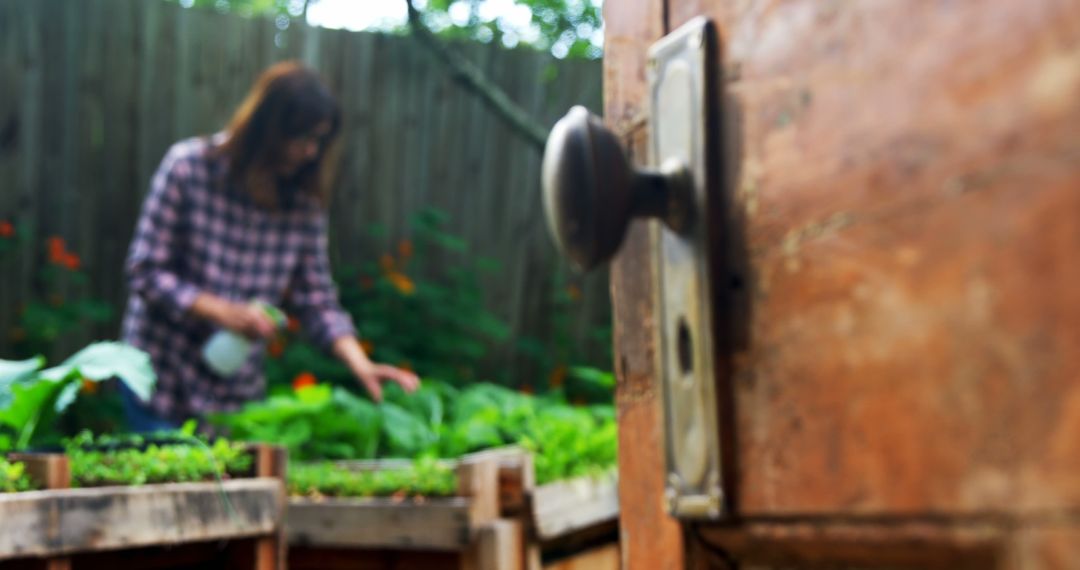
xmin=287 ymin=449 xmax=522 ymax=570
xmin=492 ymin=452 xmax=619 ymax=570
xmin=0 ymin=445 xmax=286 ymax=570
xmin=287 ymin=447 xmax=619 ymax=570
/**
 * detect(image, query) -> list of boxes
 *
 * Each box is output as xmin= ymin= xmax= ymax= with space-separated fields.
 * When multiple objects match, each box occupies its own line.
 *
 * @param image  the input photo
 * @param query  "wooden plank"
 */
xmin=457 ymin=455 xmax=500 ymax=526
xmin=693 ymin=519 xmax=1010 ymax=570
xmin=335 ymin=447 xmax=532 ymax=515
xmin=602 ymin=0 xmax=684 ymax=567
xmin=6 ymin=453 xmax=71 ymax=570
xmin=607 ymin=123 xmax=685 ymax=569
xmin=644 ymin=0 xmax=1080 ymax=517
xmin=1009 ymin=526 xmax=1080 ymax=570
xmin=288 ymin=546 xmax=461 ymax=570
xmin=0 ymin=479 xmax=283 ymax=560
xmin=463 ymin=519 xmax=524 ymax=570
xmin=689 ymin=520 xmax=1080 ymax=570
xmin=249 ymin=444 xmax=286 ymax=570
xmin=543 ymin=543 xmax=621 ymax=570
xmin=530 ymin=474 xmax=619 ymax=542
xmin=286 ymin=498 xmax=474 ymax=550
xmin=7 ymin=454 xmax=69 ymax=491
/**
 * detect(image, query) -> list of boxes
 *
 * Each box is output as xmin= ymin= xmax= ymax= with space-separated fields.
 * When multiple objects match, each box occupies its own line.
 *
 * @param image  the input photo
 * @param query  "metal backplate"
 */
xmin=647 ymin=17 xmax=723 ymax=520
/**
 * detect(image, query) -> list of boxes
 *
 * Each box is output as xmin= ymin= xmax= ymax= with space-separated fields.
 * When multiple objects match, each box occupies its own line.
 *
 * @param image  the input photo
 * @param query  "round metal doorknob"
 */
xmin=542 ymin=106 xmax=693 ymax=271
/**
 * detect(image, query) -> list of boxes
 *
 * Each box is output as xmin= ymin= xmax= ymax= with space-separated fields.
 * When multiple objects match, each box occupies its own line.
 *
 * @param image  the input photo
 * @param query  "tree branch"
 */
xmin=404 ymin=0 xmax=549 ymax=152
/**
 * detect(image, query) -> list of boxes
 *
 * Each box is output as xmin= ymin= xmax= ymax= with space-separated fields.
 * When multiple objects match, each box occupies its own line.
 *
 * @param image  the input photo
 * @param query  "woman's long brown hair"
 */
xmin=214 ymin=61 xmax=342 ymax=209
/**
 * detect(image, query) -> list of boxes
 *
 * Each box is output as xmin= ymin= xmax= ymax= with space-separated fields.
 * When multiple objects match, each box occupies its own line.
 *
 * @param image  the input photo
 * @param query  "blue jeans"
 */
xmin=118 ymin=383 xmax=178 ymax=433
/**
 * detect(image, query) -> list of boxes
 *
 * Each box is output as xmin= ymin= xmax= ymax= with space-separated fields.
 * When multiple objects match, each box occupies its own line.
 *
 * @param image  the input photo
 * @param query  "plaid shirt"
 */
xmin=122 ymin=134 xmax=356 ymax=422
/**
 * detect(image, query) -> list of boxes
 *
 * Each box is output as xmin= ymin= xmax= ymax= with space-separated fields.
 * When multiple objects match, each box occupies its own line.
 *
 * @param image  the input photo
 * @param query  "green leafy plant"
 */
xmin=288 ymin=457 xmax=457 ymax=499
xmin=210 ymin=384 xmax=382 ymax=462
xmin=214 ymin=378 xmax=617 ymax=485
xmin=65 ymin=433 xmax=252 ymax=488
xmin=0 ymin=457 xmax=36 ymax=493
xmin=268 ymin=208 xmax=511 ymax=389
xmin=0 ymin=227 xmax=116 ymax=360
xmin=0 ymin=342 xmax=156 ymax=450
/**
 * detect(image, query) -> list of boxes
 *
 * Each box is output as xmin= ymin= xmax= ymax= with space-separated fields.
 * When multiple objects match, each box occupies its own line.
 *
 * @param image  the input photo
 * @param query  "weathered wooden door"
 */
xmin=601 ymin=1 xmax=1080 ymax=568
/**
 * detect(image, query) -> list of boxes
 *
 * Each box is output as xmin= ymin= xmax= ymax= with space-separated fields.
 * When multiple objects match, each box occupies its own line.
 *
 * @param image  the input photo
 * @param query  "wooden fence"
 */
xmin=0 ymin=0 xmax=609 ymax=383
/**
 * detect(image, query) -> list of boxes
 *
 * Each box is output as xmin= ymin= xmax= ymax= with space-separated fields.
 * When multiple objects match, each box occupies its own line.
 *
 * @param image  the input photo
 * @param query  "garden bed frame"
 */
xmin=287 ymin=447 xmax=619 ymax=570
xmin=0 ymin=444 xmax=287 ymax=570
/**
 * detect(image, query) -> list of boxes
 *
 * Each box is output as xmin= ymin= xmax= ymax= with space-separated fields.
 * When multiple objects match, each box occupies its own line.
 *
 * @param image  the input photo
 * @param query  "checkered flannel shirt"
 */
xmin=121 ymin=134 xmax=356 ymax=422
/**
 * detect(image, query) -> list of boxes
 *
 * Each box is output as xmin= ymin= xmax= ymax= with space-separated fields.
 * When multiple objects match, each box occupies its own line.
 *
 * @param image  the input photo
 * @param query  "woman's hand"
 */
xmin=352 ymin=362 xmax=421 ymax=403
xmin=192 ymin=294 xmax=277 ymax=339
xmin=333 ymin=336 xmax=420 ymax=402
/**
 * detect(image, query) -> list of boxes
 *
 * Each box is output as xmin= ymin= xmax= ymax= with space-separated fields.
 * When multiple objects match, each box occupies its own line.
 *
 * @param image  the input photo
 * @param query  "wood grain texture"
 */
xmin=530 ymin=474 xmax=619 ymax=541
xmin=542 ymin=543 xmax=621 ymax=570
xmin=286 ymin=498 xmax=474 ymax=551
xmin=611 ymin=0 xmax=1080 ymax=565
xmin=694 ymin=517 xmax=1080 ymax=570
xmin=607 ymin=120 xmax=685 ymax=568
xmin=288 ymin=546 xmax=461 ymax=570
xmin=463 ymin=519 xmax=525 ymax=570
xmin=0 ymin=479 xmax=283 ymax=560
xmin=658 ymin=0 xmax=1080 ymax=518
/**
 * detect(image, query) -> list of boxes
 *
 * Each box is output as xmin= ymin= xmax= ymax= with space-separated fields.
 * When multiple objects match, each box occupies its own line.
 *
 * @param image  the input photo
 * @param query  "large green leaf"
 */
xmin=0 ymin=377 xmax=77 ymax=449
xmin=380 ymin=402 xmax=435 ymax=458
xmin=0 ymin=356 xmax=46 ymax=410
xmin=41 ymin=342 xmax=156 ymax=411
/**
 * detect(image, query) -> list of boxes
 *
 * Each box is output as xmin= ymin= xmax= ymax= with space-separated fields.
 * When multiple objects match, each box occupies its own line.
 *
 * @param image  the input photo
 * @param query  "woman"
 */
xmin=121 ymin=61 xmax=418 ymax=431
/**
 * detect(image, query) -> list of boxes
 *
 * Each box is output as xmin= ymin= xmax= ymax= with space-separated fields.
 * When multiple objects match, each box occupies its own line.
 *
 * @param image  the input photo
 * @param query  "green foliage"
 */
xmin=0 ymin=458 xmax=36 ymax=493
xmin=515 ymin=266 xmax=614 ymax=396
xmin=214 ymin=378 xmax=616 ymax=485
xmin=0 ymin=224 xmax=116 ymax=360
xmin=417 ymin=0 xmax=604 ymax=59
xmin=65 ymin=433 xmax=253 ymax=487
xmin=0 ymin=342 xmax=157 ymax=450
xmin=210 ymin=384 xmax=384 ymax=461
xmin=288 ymin=456 xmax=457 ymax=498
xmin=165 ymin=0 xmax=604 ymax=59
xmin=269 ymin=208 xmax=511 ymax=389
xmin=163 ymin=0 xmax=305 ymax=19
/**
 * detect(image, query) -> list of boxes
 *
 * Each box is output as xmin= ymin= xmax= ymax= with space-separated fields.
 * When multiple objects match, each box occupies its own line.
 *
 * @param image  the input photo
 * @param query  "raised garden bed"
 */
xmin=0 ymin=444 xmax=286 ymax=570
xmin=286 ymin=447 xmax=618 ymax=570
xmin=287 ymin=448 xmax=522 ymax=570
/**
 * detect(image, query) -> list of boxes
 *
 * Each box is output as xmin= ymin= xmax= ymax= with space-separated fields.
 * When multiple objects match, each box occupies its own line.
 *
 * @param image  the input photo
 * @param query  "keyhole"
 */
xmin=677 ymin=317 xmax=694 ymax=375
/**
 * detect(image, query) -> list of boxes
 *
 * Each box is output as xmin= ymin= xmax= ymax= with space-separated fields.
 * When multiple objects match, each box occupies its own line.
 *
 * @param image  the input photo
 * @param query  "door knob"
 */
xmin=541 ymin=17 xmax=727 ymax=520
xmin=541 ymin=106 xmax=693 ymax=271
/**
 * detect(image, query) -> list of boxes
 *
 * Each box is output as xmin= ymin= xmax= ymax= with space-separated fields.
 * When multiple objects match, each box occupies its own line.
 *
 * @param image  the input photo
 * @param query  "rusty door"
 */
xmin=602 ymin=1 xmax=1080 ymax=568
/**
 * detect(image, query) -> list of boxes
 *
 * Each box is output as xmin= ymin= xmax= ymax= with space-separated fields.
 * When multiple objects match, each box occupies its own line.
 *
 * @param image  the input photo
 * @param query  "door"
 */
xmin=601 ymin=1 xmax=1080 ymax=568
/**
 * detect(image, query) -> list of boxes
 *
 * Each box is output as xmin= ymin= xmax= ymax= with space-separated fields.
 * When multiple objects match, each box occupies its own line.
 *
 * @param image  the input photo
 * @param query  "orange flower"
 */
xmin=379 ymin=253 xmax=395 ymax=272
xmin=360 ymin=339 xmax=374 ymax=354
xmin=566 ymin=285 xmax=582 ymax=301
xmin=519 ymin=384 xmax=535 ymax=395
xmin=359 ymin=276 xmax=375 ymax=290
xmin=286 ymin=315 xmax=301 ymax=333
xmin=0 ymin=221 xmax=13 ymax=238
xmin=80 ymin=378 xmax=98 ymax=394
xmin=397 ymin=361 xmax=413 ymax=373
xmin=398 ymin=239 xmax=413 ymax=260
xmin=268 ymin=338 xmax=285 ymax=358
xmin=61 ymin=252 xmax=80 ymax=271
xmin=47 ymin=236 xmax=66 ymax=264
xmin=548 ymin=364 xmax=567 ymax=389
xmin=292 ymin=372 xmax=317 ymax=391
xmin=387 ymin=271 xmax=415 ymax=296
